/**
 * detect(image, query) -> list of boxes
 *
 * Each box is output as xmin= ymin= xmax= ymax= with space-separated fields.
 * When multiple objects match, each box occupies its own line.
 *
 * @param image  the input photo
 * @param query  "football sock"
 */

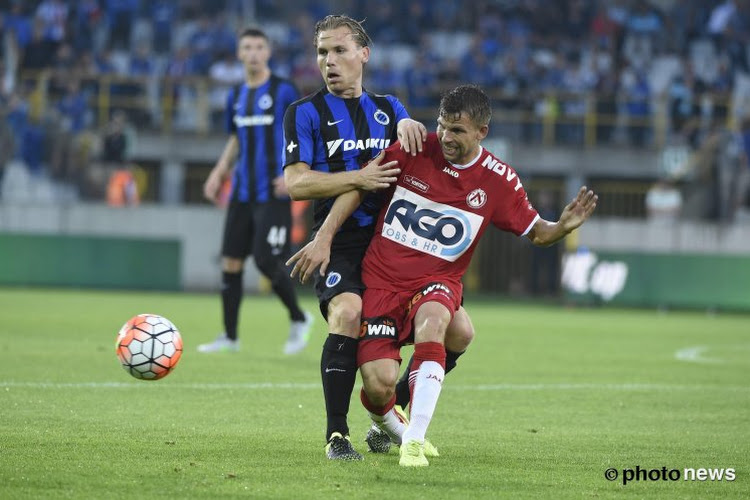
xmin=321 ymin=334 xmax=358 ymax=440
xmin=221 ymin=271 xmax=243 ymax=340
xmin=265 ymin=263 xmax=306 ymax=322
xmin=360 ymin=390 xmax=407 ymax=444
xmin=395 ymin=349 xmax=464 ymax=408
xmin=402 ymin=342 xmax=446 ymax=444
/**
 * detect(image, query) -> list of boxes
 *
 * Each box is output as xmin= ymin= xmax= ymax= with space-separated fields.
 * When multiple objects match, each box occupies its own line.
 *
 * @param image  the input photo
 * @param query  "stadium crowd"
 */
xmin=0 ymin=0 xmax=749 ymax=219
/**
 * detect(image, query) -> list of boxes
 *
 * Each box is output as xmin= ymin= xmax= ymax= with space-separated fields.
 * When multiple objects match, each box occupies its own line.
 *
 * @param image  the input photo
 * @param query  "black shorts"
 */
xmin=221 ymin=199 xmax=292 ymax=260
xmin=313 ymin=226 xmax=374 ymax=319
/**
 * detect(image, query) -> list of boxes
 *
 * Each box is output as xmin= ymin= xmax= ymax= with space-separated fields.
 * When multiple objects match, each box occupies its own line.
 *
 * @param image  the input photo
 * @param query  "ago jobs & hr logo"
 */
xmin=382 ymin=186 xmax=483 ymax=262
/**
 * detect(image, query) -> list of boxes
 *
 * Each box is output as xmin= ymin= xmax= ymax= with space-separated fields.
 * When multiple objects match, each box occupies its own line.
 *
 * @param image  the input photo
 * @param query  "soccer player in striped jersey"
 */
xmin=283 ymin=15 xmax=475 ymax=460
xmin=200 ymin=27 xmax=313 ymax=355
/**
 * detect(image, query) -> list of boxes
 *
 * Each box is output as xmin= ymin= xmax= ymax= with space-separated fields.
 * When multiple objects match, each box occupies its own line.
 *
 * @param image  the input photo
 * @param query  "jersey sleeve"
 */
xmin=492 ymin=168 xmax=540 ymax=236
xmin=388 ymin=95 xmax=410 ymax=123
xmin=282 ymin=102 xmax=314 ymax=168
xmin=225 ymin=86 xmax=237 ymax=135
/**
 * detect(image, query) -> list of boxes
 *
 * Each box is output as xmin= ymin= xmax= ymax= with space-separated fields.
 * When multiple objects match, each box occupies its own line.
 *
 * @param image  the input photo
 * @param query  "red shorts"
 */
xmin=357 ymin=281 xmax=461 ymax=367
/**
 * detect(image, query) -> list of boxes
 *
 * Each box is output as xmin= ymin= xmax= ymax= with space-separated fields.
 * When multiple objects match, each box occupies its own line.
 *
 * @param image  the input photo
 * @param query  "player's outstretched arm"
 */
xmin=287 ymin=189 xmax=365 ymax=283
xmin=204 ymin=135 xmax=238 ymax=204
xmin=526 ymin=186 xmax=598 ymax=247
xmin=284 ymin=151 xmax=400 ymax=200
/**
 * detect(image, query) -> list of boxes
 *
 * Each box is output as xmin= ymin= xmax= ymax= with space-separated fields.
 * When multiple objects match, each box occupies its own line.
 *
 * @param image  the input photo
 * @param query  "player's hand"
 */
xmin=273 ymin=175 xmax=289 ymax=198
xmin=203 ymin=171 xmax=223 ymax=205
xmin=286 ymin=236 xmax=332 ymax=284
xmin=559 ymin=186 xmax=598 ymax=232
xmin=397 ymin=118 xmax=427 ymax=156
xmin=357 ymin=150 xmax=400 ymax=191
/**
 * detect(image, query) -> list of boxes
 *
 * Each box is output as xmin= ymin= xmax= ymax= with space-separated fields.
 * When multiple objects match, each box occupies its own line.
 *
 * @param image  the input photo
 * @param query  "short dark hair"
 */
xmin=238 ymin=27 xmax=269 ymax=42
xmin=439 ymin=85 xmax=492 ymax=127
xmin=314 ymin=15 xmax=372 ymax=48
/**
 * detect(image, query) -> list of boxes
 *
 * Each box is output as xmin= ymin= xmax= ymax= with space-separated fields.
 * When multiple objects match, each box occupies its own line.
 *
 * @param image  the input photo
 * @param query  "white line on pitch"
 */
xmin=2 ymin=381 xmax=748 ymax=391
xmin=674 ymin=346 xmax=722 ymax=364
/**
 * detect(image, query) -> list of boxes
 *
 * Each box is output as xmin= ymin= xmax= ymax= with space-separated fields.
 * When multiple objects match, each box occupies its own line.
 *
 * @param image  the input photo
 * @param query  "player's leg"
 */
xmin=394 ymin=305 xmax=474 ymax=407
xmin=252 ymin=200 xmax=311 ymax=354
xmin=321 ymin=292 xmax=363 ymax=460
xmin=359 ymin=357 xmax=407 ymax=444
xmin=314 ymin=232 xmax=369 ymax=460
xmin=400 ymin=301 xmax=451 ymax=467
xmin=198 ymin=201 xmax=250 ymax=352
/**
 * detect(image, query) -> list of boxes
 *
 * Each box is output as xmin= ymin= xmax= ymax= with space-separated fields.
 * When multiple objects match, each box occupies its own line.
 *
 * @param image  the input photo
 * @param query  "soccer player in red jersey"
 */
xmin=289 ymin=85 xmax=598 ymax=466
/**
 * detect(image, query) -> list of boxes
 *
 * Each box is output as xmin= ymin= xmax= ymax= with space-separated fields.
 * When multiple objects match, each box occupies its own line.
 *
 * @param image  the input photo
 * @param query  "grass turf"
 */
xmin=0 ymin=287 xmax=747 ymax=499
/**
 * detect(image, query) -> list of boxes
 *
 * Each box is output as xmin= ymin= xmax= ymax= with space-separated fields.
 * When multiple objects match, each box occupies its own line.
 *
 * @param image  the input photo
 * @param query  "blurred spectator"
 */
xmin=71 ymin=0 xmax=102 ymax=53
xmin=35 ymin=0 xmax=68 ymax=46
xmin=20 ymin=20 xmax=56 ymax=71
xmin=102 ymin=110 xmax=139 ymax=206
xmin=645 ymin=178 xmax=683 ymax=222
xmin=529 ymin=190 xmax=561 ymax=296
xmin=106 ymin=0 xmax=138 ymax=50
xmin=622 ymin=66 xmax=651 ymax=147
xmin=208 ymin=50 xmax=244 ymax=127
xmin=4 ymin=3 xmax=33 ymax=51
xmin=152 ymin=0 xmax=177 ymax=55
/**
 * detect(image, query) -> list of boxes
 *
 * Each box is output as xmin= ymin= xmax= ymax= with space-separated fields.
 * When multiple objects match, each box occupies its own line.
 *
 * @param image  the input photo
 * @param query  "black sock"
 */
xmin=221 ymin=271 xmax=243 ymax=340
xmin=394 ymin=349 xmax=465 ymax=408
xmin=321 ymin=334 xmax=358 ymax=440
xmin=270 ymin=270 xmax=306 ymax=322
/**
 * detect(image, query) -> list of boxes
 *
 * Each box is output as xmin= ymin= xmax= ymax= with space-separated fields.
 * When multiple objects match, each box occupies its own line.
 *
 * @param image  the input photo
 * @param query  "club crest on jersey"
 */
xmin=466 ymin=188 xmax=487 ymax=208
xmin=325 ymin=272 xmax=341 ymax=288
xmin=360 ymin=316 xmax=397 ymax=339
xmin=382 ymin=186 xmax=484 ymax=262
xmin=374 ymin=109 xmax=390 ymax=125
xmin=258 ymin=93 xmax=273 ymax=110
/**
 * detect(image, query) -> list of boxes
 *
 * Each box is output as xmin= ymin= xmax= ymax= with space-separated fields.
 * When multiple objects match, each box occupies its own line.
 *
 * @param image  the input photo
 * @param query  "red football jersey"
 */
xmin=362 ymin=133 xmax=540 ymax=292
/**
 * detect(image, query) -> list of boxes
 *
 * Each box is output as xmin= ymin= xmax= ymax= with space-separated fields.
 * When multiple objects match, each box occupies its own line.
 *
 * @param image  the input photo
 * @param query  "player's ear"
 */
xmin=360 ymin=45 xmax=370 ymax=64
xmin=478 ymin=124 xmax=489 ymax=141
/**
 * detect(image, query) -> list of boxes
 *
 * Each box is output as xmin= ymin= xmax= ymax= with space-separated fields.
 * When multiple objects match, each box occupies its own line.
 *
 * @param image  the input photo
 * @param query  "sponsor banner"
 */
xmin=562 ymin=249 xmax=750 ymax=310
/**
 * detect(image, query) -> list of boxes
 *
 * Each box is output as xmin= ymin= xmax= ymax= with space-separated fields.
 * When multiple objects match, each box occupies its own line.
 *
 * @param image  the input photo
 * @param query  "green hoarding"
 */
xmin=0 ymin=233 xmax=180 ymax=290
xmin=561 ymin=250 xmax=750 ymax=310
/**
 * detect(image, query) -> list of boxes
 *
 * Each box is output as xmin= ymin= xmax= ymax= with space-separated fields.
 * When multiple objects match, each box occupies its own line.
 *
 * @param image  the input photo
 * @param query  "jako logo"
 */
xmin=327 ymin=138 xmax=390 ymax=156
xmin=442 ymin=166 xmax=459 ymax=178
xmin=382 ymin=187 xmax=484 ymax=262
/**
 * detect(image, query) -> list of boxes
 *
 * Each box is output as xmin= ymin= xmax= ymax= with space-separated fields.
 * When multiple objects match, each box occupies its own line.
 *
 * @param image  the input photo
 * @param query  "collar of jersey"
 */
xmin=449 ymin=146 xmax=484 ymax=170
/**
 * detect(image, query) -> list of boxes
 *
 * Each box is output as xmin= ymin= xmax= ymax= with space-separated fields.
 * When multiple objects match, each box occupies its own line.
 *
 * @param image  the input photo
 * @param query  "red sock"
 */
xmin=408 ymin=342 xmax=446 ymax=411
xmin=360 ymin=388 xmax=396 ymax=416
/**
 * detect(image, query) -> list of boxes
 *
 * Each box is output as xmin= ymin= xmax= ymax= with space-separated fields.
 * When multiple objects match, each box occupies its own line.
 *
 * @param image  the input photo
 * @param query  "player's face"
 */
xmin=237 ymin=35 xmax=270 ymax=74
xmin=436 ymin=113 xmax=489 ymax=165
xmin=316 ymin=27 xmax=370 ymax=98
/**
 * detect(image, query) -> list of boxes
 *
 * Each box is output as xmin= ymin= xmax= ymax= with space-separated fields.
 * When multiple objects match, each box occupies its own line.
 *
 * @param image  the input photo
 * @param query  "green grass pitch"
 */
xmin=0 ymin=287 xmax=747 ymax=499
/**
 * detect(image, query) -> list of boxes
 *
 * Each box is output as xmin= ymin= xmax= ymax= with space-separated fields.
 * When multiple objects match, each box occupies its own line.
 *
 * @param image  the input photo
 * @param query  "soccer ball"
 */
xmin=116 ymin=314 xmax=183 ymax=380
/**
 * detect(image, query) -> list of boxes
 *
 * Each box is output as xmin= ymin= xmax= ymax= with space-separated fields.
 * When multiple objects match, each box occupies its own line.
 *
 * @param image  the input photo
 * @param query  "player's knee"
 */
xmin=363 ymin=372 xmax=396 ymax=407
xmin=253 ymin=252 xmax=278 ymax=278
xmin=446 ymin=312 xmax=475 ymax=353
xmin=327 ymin=297 xmax=362 ymax=336
xmin=221 ymin=257 xmax=243 ymax=273
xmin=415 ymin=314 xmax=449 ymax=344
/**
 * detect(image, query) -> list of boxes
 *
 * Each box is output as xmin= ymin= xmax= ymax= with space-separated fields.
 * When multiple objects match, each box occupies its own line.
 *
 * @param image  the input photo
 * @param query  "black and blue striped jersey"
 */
xmin=282 ymin=87 xmax=409 ymax=232
xmin=226 ymin=75 xmax=299 ymax=203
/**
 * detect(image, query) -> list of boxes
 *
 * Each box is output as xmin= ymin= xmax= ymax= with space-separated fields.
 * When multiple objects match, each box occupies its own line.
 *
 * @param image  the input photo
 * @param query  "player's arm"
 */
xmin=286 ymin=188 xmax=365 ymax=283
xmin=284 ymin=158 xmax=400 ymax=200
xmin=204 ymin=135 xmax=238 ymax=204
xmin=526 ymin=186 xmax=598 ymax=246
xmin=397 ymin=118 xmax=427 ymax=156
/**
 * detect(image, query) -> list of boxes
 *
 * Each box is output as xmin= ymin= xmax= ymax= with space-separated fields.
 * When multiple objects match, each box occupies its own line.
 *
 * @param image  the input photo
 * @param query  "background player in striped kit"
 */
xmin=283 ymin=15 xmax=475 ymax=460
xmin=200 ymin=27 xmax=313 ymax=355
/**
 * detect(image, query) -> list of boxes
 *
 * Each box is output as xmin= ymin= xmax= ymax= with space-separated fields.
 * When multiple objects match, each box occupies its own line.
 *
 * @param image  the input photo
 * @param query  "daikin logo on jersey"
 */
xmin=326 ymin=138 xmax=391 ymax=156
xmin=382 ymin=186 xmax=484 ymax=261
